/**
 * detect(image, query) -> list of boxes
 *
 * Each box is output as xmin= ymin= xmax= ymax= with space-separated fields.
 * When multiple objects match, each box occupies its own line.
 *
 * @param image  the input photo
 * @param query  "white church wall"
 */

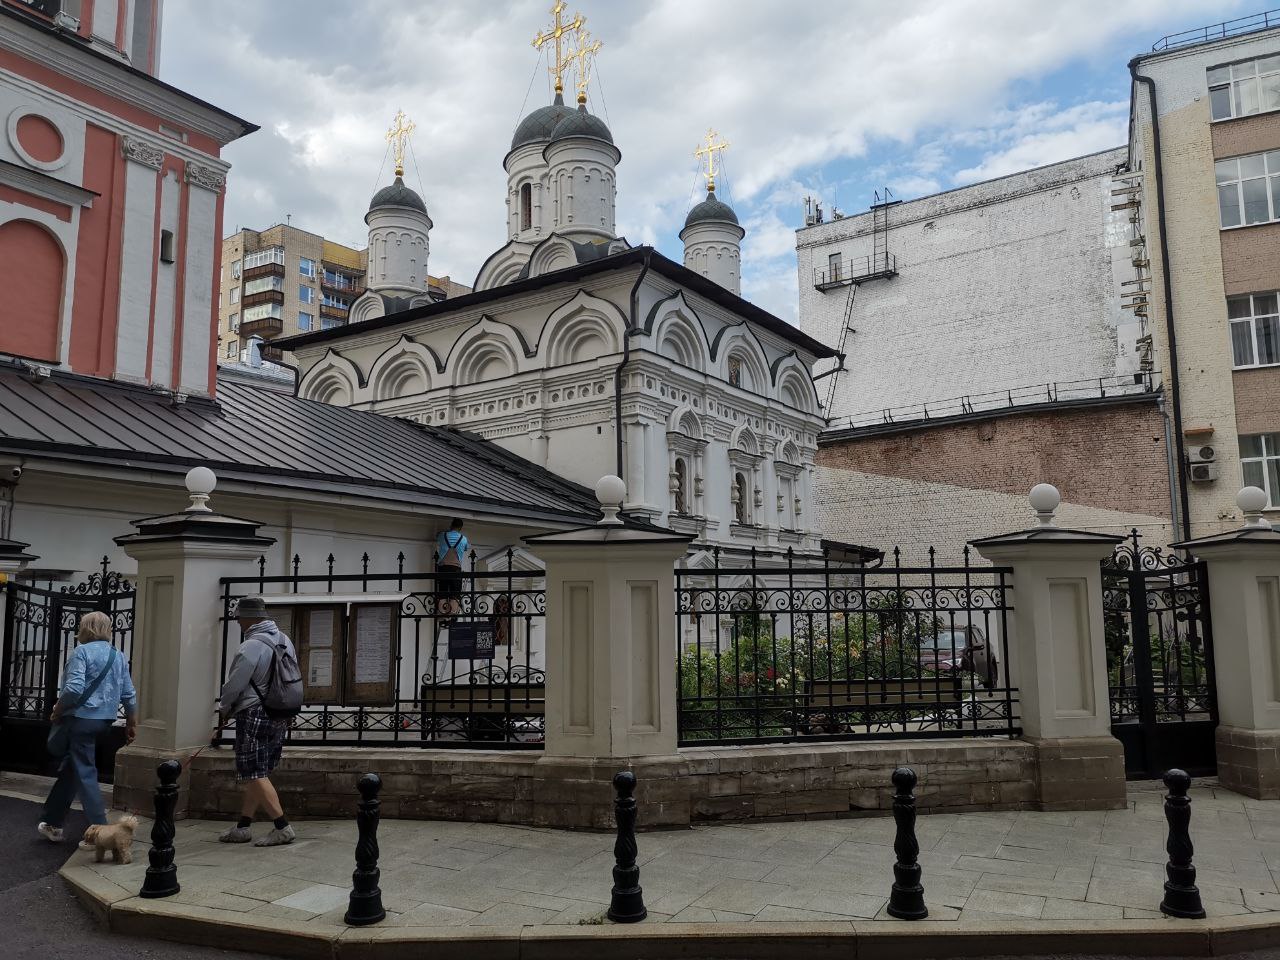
xmin=795 ymin=147 xmax=1139 ymax=422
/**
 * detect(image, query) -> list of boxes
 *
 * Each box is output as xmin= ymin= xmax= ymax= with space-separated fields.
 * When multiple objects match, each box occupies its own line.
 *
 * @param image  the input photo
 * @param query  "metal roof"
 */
xmin=0 ymin=364 xmax=600 ymax=525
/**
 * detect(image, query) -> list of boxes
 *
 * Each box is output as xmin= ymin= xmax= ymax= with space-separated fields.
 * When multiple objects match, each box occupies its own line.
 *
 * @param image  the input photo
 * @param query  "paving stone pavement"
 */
xmin=64 ymin=781 xmax=1280 ymax=930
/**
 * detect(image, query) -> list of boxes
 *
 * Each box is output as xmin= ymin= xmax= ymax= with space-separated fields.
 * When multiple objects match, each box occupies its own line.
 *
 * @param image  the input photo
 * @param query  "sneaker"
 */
xmin=253 ymin=825 xmax=295 ymax=847
xmin=218 ymin=825 xmax=253 ymax=843
xmin=37 ymin=822 xmax=63 ymax=843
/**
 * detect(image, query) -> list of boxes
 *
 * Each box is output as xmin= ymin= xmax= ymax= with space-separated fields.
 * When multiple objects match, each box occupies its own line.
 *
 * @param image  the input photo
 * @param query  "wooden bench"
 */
xmin=801 ymin=676 xmax=964 ymax=733
xmin=418 ymin=683 xmax=545 ymax=742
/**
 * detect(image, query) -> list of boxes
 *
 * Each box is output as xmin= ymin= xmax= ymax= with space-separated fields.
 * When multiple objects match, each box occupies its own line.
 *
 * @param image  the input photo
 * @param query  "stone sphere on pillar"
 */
xmin=595 ymin=474 xmax=626 ymax=526
xmin=1237 ymin=486 xmax=1270 ymax=529
xmin=1029 ymin=483 xmax=1061 ymax=528
xmin=184 ymin=466 xmax=217 ymax=513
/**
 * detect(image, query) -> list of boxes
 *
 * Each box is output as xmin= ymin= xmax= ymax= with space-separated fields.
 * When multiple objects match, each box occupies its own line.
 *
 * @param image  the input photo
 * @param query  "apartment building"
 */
xmin=1130 ymin=10 xmax=1280 ymax=537
xmin=218 ymin=224 xmax=470 ymax=363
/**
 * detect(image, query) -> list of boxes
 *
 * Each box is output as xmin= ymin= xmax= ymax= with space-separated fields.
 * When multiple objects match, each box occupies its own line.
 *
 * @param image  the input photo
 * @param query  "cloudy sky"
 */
xmin=162 ymin=0 xmax=1245 ymax=322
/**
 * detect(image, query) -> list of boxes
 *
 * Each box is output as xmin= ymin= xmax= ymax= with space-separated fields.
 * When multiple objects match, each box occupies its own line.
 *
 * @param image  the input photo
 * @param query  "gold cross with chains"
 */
xmin=532 ymin=1 xmax=585 ymax=96
xmin=695 ymin=129 xmax=730 ymax=192
xmin=567 ymin=27 xmax=601 ymax=104
xmin=385 ymin=110 xmax=415 ymax=178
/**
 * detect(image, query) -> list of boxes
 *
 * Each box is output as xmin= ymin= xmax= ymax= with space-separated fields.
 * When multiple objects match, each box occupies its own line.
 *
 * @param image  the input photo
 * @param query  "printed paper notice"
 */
xmin=354 ymin=606 xmax=392 ymax=685
xmin=308 ymin=649 xmax=333 ymax=687
xmin=309 ymin=609 xmax=334 ymax=648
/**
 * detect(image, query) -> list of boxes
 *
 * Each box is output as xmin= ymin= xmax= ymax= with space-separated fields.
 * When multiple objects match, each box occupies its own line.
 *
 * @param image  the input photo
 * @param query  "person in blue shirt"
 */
xmin=435 ymin=518 xmax=469 ymax=623
xmin=38 ymin=611 xmax=137 ymax=843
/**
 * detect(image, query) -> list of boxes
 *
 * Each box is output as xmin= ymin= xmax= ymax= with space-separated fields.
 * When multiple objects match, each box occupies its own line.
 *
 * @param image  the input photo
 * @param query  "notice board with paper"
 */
xmin=345 ymin=602 xmax=397 ymax=705
xmin=292 ymin=604 xmax=344 ymax=704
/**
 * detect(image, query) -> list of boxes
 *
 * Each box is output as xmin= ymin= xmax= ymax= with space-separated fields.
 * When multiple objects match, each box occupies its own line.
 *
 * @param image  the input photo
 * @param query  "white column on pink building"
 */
xmin=114 ymin=135 xmax=164 ymax=384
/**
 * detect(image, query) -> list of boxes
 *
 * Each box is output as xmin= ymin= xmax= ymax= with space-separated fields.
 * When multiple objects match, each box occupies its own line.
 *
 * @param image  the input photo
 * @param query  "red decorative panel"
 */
xmin=0 ymin=219 xmax=64 ymax=362
xmin=14 ymin=113 xmax=63 ymax=164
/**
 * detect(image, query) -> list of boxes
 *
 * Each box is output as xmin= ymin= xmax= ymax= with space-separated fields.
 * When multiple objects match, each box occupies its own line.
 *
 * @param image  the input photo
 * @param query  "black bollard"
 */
xmin=344 ymin=773 xmax=386 ymax=926
xmin=1159 ymin=769 xmax=1205 ymax=919
xmin=886 ymin=766 xmax=928 ymax=920
xmin=139 ymin=759 xmax=182 ymax=899
xmin=607 ymin=770 xmax=646 ymax=923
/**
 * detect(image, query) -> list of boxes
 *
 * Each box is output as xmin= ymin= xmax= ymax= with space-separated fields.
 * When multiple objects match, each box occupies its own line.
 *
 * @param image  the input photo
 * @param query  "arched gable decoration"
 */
xmin=650 ymin=294 xmax=711 ymax=372
xmin=731 ymin=423 xmax=760 ymax=457
xmin=715 ymin=325 xmax=770 ymax=392
xmin=666 ymin=405 xmax=703 ymax=438
xmin=368 ymin=335 xmax=444 ymax=401
xmin=537 ymin=288 xmax=625 ymax=367
xmin=447 ymin=315 xmax=529 ymax=386
xmin=779 ymin=440 xmax=800 ymax=466
xmin=299 ymin=348 xmax=364 ymax=406
xmin=349 ymin=290 xmax=387 ymax=325
xmin=473 ymin=240 xmax=533 ymax=292
xmin=772 ymin=352 xmax=820 ymax=412
xmin=526 ymin=233 xmax=579 ymax=279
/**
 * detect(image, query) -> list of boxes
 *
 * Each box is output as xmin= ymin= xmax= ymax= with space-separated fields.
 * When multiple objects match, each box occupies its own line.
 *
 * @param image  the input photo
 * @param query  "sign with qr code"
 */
xmin=448 ymin=621 xmax=497 ymax=660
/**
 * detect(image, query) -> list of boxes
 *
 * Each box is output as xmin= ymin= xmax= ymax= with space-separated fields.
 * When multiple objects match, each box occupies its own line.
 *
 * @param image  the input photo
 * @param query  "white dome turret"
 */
xmin=365 ymin=176 xmax=432 ymax=298
xmin=680 ymin=188 xmax=745 ymax=295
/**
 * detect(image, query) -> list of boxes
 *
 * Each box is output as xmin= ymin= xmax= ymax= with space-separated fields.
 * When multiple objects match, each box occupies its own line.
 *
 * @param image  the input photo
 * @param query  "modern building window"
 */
xmin=828 ymin=252 xmax=841 ymax=282
xmin=229 ymin=312 xmax=239 ymax=331
xmin=243 ymin=247 xmax=285 ymax=269
xmin=231 ymin=259 xmax=241 ymax=278
xmin=1241 ymin=433 xmax=1280 ymax=508
xmin=323 ymin=268 xmax=355 ymax=290
xmin=299 ymin=256 xmax=316 ymax=278
xmin=299 ymin=284 xmax=315 ymax=304
xmin=1216 ymin=152 xmax=1280 ymax=227
xmin=230 ymin=287 xmax=240 ymax=303
xmin=242 ymin=303 xmax=283 ymax=322
xmin=298 ymin=311 xmax=313 ymax=331
xmin=244 ymin=275 xmax=283 ymax=295
xmin=1209 ymin=56 xmax=1280 ymax=121
xmin=322 ymin=293 xmax=350 ymax=310
xmin=321 ymin=316 xmax=343 ymax=330
xmin=1229 ymin=293 xmax=1280 ymax=367
xmin=520 ymin=183 xmax=533 ymax=232
xmin=225 ymin=341 xmax=237 ymax=359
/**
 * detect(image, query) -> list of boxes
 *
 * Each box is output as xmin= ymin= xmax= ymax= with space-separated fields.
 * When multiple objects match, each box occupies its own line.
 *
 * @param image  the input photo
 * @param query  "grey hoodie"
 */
xmin=218 ymin=620 xmax=297 ymax=718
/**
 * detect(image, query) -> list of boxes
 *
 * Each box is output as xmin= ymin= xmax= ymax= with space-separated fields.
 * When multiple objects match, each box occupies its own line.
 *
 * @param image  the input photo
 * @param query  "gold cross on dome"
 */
xmin=567 ymin=27 xmax=601 ymax=104
xmin=532 ymin=1 xmax=585 ymax=96
xmin=385 ymin=110 xmax=415 ymax=178
xmin=695 ymin=128 xmax=730 ymax=192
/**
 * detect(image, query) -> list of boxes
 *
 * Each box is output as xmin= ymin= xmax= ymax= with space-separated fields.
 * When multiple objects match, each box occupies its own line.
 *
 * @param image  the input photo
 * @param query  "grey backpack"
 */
xmin=252 ymin=638 xmax=304 ymax=719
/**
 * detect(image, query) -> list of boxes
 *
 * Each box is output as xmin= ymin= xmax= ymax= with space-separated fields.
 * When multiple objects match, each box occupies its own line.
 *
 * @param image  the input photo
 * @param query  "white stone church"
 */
xmin=279 ymin=81 xmax=838 ymax=562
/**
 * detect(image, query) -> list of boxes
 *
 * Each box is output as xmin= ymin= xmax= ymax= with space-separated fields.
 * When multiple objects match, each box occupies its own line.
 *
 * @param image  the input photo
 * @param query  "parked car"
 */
xmin=920 ymin=625 xmax=998 ymax=690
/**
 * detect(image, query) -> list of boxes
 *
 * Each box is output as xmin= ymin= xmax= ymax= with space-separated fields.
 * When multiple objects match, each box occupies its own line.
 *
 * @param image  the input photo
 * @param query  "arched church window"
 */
xmin=733 ymin=472 xmax=748 ymax=524
xmin=520 ymin=183 xmax=533 ymax=232
xmin=672 ymin=458 xmax=688 ymax=514
xmin=727 ymin=355 xmax=742 ymax=388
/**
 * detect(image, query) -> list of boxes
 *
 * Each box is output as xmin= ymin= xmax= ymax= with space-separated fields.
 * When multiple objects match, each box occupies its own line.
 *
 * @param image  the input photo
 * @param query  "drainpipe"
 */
xmin=615 ymin=248 xmax=654 ymax=480
xmin=1130 ymin=59 xmax=1191 ymax=541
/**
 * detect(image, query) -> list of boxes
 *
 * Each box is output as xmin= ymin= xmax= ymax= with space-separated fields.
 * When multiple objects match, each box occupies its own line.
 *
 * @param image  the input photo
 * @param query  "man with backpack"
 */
xmin=215 ymin=597 xmax=302 ymax=846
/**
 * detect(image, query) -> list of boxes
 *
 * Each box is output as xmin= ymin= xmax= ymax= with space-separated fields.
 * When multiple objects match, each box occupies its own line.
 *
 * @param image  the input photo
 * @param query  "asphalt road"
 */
xmin=0 ymin=794 xmax=282 ymax=960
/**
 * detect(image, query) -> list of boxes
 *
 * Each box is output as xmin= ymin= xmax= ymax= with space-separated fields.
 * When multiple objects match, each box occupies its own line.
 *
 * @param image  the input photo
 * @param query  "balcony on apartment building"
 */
xmin=321 ymin=266 xmax=363 ymax=293
xmin=243 ymin=261 xmax=286 ymax=282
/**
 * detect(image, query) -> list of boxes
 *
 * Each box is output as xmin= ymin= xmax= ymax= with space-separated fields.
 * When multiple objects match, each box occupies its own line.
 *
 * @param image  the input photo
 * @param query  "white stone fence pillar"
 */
xmin=112 ymin=468 xmax=274 ymax=816
xmin=524 ymin=475 xmax=692 ymax=762
xmin=1174 ymin=487 xmax=1280 ymax=799
xmin=972 ymin=484 xmax=1127 ymax=810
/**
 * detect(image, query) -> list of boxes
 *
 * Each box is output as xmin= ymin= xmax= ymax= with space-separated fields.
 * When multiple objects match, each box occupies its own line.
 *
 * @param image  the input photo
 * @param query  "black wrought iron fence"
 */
xmin=675 ymin=547 xmax=1017 ymax=746
xmin=217 ymin=551 xmax=545 ymax=749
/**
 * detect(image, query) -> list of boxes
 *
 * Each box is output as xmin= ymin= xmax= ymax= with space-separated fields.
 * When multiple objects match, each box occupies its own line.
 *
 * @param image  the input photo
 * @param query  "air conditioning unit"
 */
xmin=1187 ymin=445 xmax=1217 ymax=483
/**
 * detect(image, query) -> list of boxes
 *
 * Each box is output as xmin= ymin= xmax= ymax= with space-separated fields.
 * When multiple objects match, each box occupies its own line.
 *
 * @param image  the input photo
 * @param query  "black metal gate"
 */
xmin=1102 ymin=532 xmax=1216 ymax=779
xmin=0 ymin=560 xmax=134 ymax=778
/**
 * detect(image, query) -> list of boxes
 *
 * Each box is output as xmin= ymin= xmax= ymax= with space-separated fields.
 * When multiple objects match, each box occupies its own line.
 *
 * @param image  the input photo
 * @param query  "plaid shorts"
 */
xmin=233 ymin=705 xmax=288 ymax=782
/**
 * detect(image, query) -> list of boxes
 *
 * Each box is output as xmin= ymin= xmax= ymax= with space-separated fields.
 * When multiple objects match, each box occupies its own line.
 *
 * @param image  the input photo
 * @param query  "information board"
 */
xmin=448 ymin=620 xmax=497 ymax=660
xmin=345 ymin=603 xmax=397 ymax=705
xmin=292 ymin=604 xmax=344 ymax=705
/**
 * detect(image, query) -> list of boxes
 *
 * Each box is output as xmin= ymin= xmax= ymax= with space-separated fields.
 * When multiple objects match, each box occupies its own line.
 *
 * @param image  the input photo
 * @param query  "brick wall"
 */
xmin=1232 ymin=366 xmax=1280 ymax=435
xmin=816 ymin=398 xmax=1173 ymax=562
xmin=1211 ymin=111 xmax=1280 ymax=160
xmin=1220 ymin=222 xmax=1280 ymax=296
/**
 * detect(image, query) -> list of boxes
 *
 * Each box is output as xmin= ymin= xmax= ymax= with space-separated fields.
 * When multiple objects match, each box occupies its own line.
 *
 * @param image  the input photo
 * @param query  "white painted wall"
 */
xmin=149 ymin=168 xmax=180 ymax=387
xmin=115 ymin=156 xmax=159 ymax=383
xmin=796 ymin=148 xmax=1140 ymax=421
xmin=179 ymin=179 xmax=217 ymax=395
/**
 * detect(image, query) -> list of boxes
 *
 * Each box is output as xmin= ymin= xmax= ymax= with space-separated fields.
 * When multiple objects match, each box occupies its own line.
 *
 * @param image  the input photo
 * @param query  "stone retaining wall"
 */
xmin=111 ymin=737 xmax=1109 ymax=829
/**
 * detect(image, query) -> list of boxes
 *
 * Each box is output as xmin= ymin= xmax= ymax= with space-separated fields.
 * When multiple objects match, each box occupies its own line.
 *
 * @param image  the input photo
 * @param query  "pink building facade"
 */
xmin=0 ymin=0 xmax=253 ymax=396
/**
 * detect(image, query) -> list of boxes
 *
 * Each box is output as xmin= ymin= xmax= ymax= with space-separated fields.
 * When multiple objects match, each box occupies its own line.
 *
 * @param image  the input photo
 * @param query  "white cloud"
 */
xmin=161 ymin=0 xmax=1243 ymax=318
xmin=953 ymin=100 xmax=1130 ymax=183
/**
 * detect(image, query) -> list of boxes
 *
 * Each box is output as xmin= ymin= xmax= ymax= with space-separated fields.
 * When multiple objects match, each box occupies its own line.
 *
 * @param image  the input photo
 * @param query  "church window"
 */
xmin=299 ymin=284 xmax=315 ymax=304
xmin=673 ymin=458 xmax=688 ymax=514
xmin=299 ymin=257 xmax=317 ymax=278
xmin=298 ymin=311 xmax=313 ymax=331
xmin=160 ymin=229 xmax=175 ymax=263
xmin=520 ymin=183 xmax=533 ymax=232
xmin=728 ymin=355 xmax=742 ymax=387
xmin=733 ymin=472 xmax=748 ymax=524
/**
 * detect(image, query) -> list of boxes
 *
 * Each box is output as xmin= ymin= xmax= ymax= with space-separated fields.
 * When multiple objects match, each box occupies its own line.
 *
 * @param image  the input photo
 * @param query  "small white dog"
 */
xmin=82 ymin=815 xmax=139 ymax=864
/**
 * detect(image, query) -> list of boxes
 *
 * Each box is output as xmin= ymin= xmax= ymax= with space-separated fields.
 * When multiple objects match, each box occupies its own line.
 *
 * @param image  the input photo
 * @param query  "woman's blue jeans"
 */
xmin=42 ymin=717 xmax=111 ymax=827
